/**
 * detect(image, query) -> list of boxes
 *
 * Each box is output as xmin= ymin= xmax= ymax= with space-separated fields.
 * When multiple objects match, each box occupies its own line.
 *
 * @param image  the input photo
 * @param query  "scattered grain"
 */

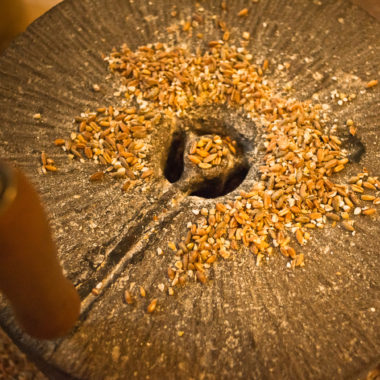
xmin=45 ymin=165 xmax=57 ymax=172
xmin=242 ymin=32 xmax=250 ymax=40
xmin=238 ymin=8 xmax=249 ymax=17
xmin=363 ymin=208 xmax=376 ymax=216
xmin=342 ymin=221 xmax=355 ymax=232
xmin=124 ymin=290 xmax=134 ymax=304
xmin=366 ymin=79 xmax=378 ymax=88
xmin=54 ymin=138 xmax=65 ymax=146
xmin=50 ymin=30 xmax=378 ymax=293
xmin=361 ymin=195 xmax=375 ymax=201
xmin=147 ymin=299 xmax=157 ymax=313
xmin=90 ymin=172 xmax=104 ymax=181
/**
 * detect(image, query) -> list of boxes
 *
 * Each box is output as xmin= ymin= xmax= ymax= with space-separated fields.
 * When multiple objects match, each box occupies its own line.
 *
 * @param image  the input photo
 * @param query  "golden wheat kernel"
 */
xmin=140 ymin=286 xmax=146 ymax=297
xmin=201 ymin=208 xmax=209 ymax=216
xmin=326 ymin=213 xmax=340 ymax=221
xmin=183 ymin=21 xmax=191 ymax=32
xmin=366 ymin=79 xmax=378 ymax=88
xmin=124 ymin=290 xmax=134 ymax=305
xmin=342 ymin=221 xmax=355 ymax=232
xmin=295 ymin=229 xmax=304 ymax=245
xmin=363 ymin=181 xmax=376 ymax=190
xmin=238 ymin=8 xmax=249 ymax=16
xmin=363 ymin=208 xmax=376 ymax=216
xmin=92 ymin=84 xmax=100 ymax=92
xmin=188 ymin=155 xmax=201 ymax=165
xmin=168 ymin=242 xmax=177 ymax=251
xmin=141 ymin=169 xmax=154 ymax=179
xmin=196 ymin=270 xmax=207 ymax=283
xmin=367 ymin=177 xmax=377 ymax=184
xmin=89 ymin=172 xmax=104 ymax=181
xmin=40 ymin=152 xmax=47 ymax=166
xmin=334 ymin=164 xmax=345 ymax=173
xmin=147 ymin=299 xmax=158 ymax=313
xmin=292 ymin=253 xmax=304 ymax=268
xmin=54 ymin=138 xmax=66 ymax=146
xmin=349 ymin=126 xmax=357 ymax=136
xmin=351 ymin=184 xmax=364 ymax=193
xmin=223 ymin=31 xmax=230 ymax=41
xmin=45 ymin=165 xmax=58 ymax=172
xmin=349 ymin=192 xmax=360 ymax=205
xmin=361 ymin=194 xmax=375 ymax=201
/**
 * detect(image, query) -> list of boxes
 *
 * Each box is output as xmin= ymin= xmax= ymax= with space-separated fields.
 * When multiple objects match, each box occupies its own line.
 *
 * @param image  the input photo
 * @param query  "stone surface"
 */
xmin=0 ymin=0 xmax=379 ymax=379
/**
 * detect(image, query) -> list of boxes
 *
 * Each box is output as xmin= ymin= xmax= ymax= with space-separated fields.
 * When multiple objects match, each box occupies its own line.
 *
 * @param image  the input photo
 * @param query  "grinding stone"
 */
xmin=0 ymin=0 xmax=379 ymax=379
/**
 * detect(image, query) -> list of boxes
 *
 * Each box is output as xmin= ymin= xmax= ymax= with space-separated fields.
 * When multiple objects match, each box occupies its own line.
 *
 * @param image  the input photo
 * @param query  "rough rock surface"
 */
xmin=0 ymin=0 xmax=379 ymax=379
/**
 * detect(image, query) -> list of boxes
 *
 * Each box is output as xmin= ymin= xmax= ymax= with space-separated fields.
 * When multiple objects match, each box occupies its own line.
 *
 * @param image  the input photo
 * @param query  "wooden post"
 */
xmin=0 ymin=161 xmax=80 ymax=339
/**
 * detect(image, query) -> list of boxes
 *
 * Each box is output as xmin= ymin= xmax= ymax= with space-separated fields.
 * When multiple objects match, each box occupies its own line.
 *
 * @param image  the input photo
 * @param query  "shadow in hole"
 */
xmin=191 ymin=165 xmax=249 ymax=198
xmin=164 ymin=130 xmax=185 ymax=183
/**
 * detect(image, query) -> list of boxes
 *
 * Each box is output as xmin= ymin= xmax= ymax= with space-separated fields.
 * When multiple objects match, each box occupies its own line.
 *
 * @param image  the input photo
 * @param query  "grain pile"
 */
xmin=187 ymin=134 xmax=237 ymax=169
xmin=53 ymin=36 xmax=378 ymax=289
xmin=52 ymin=105 xmax=158 ymax=190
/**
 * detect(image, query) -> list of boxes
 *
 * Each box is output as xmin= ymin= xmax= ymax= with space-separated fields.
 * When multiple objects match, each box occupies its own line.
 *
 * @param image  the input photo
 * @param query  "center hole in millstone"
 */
xmin=188 ymin=132 xmax=250 ymax=198
xmin=164 ymin=109 xmax=254 ymax=197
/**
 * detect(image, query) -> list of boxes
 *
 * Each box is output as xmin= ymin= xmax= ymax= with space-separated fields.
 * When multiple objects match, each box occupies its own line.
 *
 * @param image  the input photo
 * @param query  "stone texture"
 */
xmin=0 ymin=0 xmax=379 ymax=379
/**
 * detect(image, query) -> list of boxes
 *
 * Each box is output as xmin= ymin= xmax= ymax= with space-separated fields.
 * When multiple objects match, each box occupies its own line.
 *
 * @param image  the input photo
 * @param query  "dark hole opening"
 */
xmin=191 ymin=164 xmax=250 ymax=198
xmin=164 ymin=131 xmax=185 ymax=183
xmin=345 ymin=135 xmax=365 ymax=163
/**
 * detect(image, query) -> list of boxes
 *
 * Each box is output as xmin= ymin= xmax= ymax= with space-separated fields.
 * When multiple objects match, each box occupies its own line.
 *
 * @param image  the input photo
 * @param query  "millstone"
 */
xmin=0 ymin=0 xmax=379 ymax=379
